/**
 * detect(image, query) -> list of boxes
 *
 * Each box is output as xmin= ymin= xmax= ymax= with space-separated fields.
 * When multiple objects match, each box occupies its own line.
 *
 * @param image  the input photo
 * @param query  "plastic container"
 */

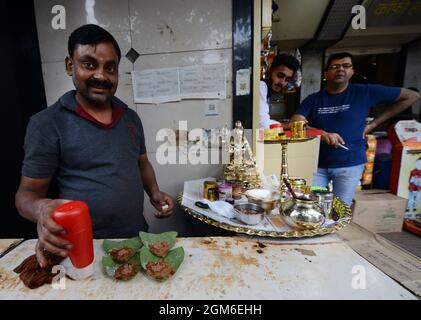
xmin=52 ymin=201 xmax=94 ymax=278
xmin=218 ymin=183 xmax=232 ymax=201
xmin=269 ymin=123 xmax=283 ymax=136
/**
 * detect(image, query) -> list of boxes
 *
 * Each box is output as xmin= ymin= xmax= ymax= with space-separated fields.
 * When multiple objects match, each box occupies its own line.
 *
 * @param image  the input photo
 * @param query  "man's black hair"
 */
xmin=68 ymin=24 xmax=121 ymax=61
xmin=269 ymin=53 xmax=300 ymax=72
xmin=325 ymin=52 xmax=354 ymax=70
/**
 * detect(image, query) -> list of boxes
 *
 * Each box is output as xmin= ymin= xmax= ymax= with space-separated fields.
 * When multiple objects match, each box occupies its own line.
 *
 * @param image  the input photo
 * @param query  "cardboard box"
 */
xmin=352 ymin=190 xmax=406 ymax=233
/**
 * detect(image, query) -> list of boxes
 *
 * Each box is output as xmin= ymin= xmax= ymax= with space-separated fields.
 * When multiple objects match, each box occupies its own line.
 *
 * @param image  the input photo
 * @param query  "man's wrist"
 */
xmin=33 ymin=198 xmax=51 ymax=221
xmin=368 ymin=119 xmax=377 ymax=129
xmin=149 ymin=187 xmax=160 ymax=197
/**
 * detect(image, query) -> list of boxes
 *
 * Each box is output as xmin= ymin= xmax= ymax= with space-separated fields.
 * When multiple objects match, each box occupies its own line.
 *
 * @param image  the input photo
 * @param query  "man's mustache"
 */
xmin=86 ymin=78 xmax=113 ymax=90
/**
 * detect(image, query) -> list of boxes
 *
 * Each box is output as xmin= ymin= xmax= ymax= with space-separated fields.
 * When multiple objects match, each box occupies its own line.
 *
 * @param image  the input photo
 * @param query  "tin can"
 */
xmin=291 ymin=121 xmax=307 ymax=139
xmin=289 ymin=177 xmax=307 ymax=192
xmin=207 ymin=188 xmax=219 ymax=201
xmin=229 ymin=180 xmax=243 ymax=200
xmin=203 ymin=181 xmax=219 ymax=201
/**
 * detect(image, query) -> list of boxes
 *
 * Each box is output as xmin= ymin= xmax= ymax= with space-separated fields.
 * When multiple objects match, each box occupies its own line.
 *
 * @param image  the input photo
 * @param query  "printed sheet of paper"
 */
xmin=236 ymin=68 xmax=250 ymax=96
xmin=132 ymin=68 xmax=180 ymax=104
xmin=132 ymin=64 xmax=226 ymax=104
xmin=179 ymin=64 xmax=226 ymax=99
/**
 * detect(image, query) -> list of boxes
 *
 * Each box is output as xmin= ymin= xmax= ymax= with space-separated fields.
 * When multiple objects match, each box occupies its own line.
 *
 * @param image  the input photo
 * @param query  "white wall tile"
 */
xmin=129 ymin=0 xmax=232 ymax=54
xmin=133 ymin=49 xmax=233 ymax=78
xmin=115 ymin=74 xmax=135 ymax=110
xmin=137 ymin=98 xmax=233 ymax=153
xmin=42 ymin=62 xmax=74 ymax=105
xmin=134 ymin=49 xmax=233 ymax=152
xmin=34 ymin=0 xmax=131 ymax=63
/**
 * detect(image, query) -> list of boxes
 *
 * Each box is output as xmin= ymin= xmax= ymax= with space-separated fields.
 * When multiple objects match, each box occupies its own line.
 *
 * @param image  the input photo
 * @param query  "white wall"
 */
xmin=403 ymin=40 xmax=421 ymax=115
xmin=34 ymin=0 xmax=233 ymax=235
xmin=300 ymin=51 xmax=323 ymax=102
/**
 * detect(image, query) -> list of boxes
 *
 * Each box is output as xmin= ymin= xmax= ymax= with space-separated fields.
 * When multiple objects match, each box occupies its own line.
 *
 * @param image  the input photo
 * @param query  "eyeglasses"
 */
xmin=327 ymin=63 xmax=353 ymax=70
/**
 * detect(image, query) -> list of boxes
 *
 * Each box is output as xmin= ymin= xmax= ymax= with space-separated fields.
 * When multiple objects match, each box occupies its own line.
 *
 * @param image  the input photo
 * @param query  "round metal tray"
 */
xmin=263 ymin=136 xmax=316 ymax=144
xmin=178 ymin=193 xmax=352 ymax=238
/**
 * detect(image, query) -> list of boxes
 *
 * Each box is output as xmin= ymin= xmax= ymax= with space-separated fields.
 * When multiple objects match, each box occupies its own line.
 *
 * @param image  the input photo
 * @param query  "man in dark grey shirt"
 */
xmin=15 ymin=24 xmax=173 ymax=268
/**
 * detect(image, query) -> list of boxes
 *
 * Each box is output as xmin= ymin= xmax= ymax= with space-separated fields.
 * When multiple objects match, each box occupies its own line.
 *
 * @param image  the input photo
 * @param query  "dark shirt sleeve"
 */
xmin=135 ymin=114 xmax=147 ymax=155
xmin=295 ymin=95 xmax=313 ymax=119
xmin=367 ymin=84 xmax=401 ymax=107
xmin=22 ymin=119 xmax=59 ymax=178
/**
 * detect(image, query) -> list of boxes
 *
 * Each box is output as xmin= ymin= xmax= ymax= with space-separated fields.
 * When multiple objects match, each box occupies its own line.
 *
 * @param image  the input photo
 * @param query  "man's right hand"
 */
xmin=35 ymin=199 xmax=73 ymax=268
xmin=321 ymin=131 xmax=345 ymax=146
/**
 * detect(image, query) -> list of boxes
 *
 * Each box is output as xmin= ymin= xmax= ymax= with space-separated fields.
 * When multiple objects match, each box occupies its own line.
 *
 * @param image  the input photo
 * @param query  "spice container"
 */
xmin=229 ymin=180 xmax=243 ymax=200
xmin=203 ymin=181 xmax=219 ymax=201
xmin=269 ymin=123 xmax=283 ymax=139
xmin=218 ymin=182 xmax=232 ymax=201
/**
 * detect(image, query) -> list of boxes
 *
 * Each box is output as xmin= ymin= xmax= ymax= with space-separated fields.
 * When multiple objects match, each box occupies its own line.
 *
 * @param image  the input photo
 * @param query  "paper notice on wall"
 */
xmin=132 ymin=64 xmax=226 ymax=104
xmin=179 ymin=64 xmax=226 ymax=99
xmin=132 ymin=68 xmax=180 ymax=104
xmin=236 ymin=68 xmax=250 ymax=96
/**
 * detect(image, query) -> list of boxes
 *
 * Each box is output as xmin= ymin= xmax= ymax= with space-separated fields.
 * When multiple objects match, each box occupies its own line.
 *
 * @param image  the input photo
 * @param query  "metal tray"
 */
xmin=178 ymin=193 xmax=352 ymax=238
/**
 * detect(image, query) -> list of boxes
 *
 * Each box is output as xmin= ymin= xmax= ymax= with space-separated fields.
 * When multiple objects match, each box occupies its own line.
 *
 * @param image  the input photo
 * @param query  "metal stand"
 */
xmin=279 ymin=137 xmax=316 ymax=201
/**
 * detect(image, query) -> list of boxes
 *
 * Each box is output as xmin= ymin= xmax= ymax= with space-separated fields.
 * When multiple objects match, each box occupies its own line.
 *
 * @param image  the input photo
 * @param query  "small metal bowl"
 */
xmin=234 ymin=203 xmax=265 ymax=225
xmin=244 ymin=189 xmax=281 ymax=214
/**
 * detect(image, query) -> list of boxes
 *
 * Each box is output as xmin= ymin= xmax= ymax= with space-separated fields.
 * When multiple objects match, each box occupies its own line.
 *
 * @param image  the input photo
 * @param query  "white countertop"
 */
xmin=0 ymin=236 xmax=416 ymax=300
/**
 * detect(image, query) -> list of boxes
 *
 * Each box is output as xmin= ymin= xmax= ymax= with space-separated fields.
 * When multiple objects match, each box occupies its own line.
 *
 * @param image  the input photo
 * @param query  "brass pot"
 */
xmin=281 ymin=192 xmax=325 ymax=230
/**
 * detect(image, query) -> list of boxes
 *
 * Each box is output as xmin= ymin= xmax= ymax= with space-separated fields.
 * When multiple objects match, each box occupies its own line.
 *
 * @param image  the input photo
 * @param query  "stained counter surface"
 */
xmin=0 ymin=236 xmax=416 ymax=299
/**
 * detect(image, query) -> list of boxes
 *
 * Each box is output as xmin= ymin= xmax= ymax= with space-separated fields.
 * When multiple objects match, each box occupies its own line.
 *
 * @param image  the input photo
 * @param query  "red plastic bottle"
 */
xmin=52 ymin=201 xmax=94 ymax=276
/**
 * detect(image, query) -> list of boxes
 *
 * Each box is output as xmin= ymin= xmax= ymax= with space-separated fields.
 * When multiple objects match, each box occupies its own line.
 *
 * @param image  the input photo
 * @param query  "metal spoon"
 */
xmin=283 ymin=178 xmax=298 ymax=200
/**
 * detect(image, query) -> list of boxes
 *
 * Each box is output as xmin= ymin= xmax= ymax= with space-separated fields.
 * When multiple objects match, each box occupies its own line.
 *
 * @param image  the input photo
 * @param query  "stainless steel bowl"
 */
xmin=234 ymin=203 xmax=265 ymax=225
xmin=244 ymin=189 xmax=281 ymax=214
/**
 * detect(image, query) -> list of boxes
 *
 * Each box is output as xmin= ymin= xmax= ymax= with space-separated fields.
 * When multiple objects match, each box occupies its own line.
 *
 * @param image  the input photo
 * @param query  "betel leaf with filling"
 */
xmin=139 ymin=231 xmax=177 ymax=257
xmin=102 ymin=237 xmax=143 ymax=253
xmin=102 ymin=252 xmax=141 ymax=281
xmin=139 ymin=246 xmax=185 ymax=281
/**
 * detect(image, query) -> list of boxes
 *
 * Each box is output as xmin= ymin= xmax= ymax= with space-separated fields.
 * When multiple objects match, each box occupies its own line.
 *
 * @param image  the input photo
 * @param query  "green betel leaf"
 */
xmin=128 ymin=252 xmax=141 ymax=265
xmin=102 ymin=255 xmax=120 ymax=278
xmin=139 ymin=246 xmax=161 ymax=269
xmin=164 ymin=247 xmax=185 ymax=271
xmin=139 ymin=246 xmax=185 ymax=282
xmin=139 ymin=231 xmax=178 ymax=250
xmin=102 ymin=237 xmax=143 ymax=253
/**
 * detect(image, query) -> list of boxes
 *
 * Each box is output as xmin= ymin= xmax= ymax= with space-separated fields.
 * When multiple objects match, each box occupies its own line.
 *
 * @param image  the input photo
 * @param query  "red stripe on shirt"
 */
xmin=75 ymin=105 xmax=124 ymax=129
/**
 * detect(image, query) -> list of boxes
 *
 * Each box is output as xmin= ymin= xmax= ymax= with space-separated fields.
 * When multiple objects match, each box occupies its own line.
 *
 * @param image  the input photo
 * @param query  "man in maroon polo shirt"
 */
xmin=15 ymin=24 xmax=173 ymax=267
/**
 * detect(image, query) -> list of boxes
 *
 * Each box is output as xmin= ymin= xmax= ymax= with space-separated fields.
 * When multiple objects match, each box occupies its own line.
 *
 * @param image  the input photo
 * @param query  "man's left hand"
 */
xmin=363 ymin=122 xmax=376 ymax=136
xmin=150 ymin=191 xmax=174 ymax=218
